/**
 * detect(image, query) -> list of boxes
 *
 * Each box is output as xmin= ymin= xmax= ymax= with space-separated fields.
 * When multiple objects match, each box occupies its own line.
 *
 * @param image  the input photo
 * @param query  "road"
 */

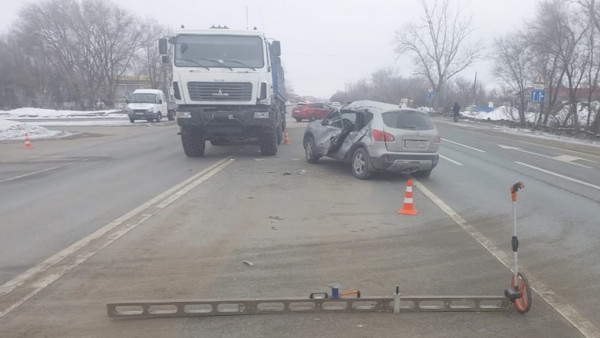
xmin=0 ymin=117 xmax=598 ymax=337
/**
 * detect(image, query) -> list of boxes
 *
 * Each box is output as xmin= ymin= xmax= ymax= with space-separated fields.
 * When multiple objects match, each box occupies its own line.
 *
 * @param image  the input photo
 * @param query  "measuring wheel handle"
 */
xmin=506 ymin=181 xmax=531 ymax=313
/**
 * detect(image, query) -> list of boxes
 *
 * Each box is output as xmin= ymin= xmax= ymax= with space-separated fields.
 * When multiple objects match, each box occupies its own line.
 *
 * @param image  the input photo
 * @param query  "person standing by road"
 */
xmin=452 ymin=102 xmax=460 ymax=122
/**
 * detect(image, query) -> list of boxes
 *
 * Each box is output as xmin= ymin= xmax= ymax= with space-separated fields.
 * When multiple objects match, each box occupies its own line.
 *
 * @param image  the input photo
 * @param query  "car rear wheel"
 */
xmin=351 ymin=147 xmax=372 ymax=179
xmin=414 ymin=169 xmax=432 ymax=178
xmin=295 ymin=118 xmax=302 ymax=122
xmin=304 ymin=135 xmax=319 ymax=163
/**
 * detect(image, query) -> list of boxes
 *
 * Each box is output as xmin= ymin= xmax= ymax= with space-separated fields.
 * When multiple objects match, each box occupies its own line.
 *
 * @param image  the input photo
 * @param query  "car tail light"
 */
xmin=434 ymin=134 xmax=441 ymax=143
xmin=372 ymin=129 xmax=395 ymax=142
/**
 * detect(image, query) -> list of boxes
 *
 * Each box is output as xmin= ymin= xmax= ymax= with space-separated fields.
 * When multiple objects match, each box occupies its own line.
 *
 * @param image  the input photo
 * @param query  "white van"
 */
xmin=127 ymin=89 xmax=174 ymax=123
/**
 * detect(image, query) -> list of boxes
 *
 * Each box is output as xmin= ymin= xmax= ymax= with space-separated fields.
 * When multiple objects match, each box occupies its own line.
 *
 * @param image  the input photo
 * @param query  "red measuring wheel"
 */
xmin=510 ymin=272 xmax=532 ymax=313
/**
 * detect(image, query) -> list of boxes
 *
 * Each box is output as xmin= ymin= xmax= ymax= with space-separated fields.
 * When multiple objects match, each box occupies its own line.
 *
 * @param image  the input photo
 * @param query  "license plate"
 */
xmin=405 ymin=140 xmax=428 ymax=148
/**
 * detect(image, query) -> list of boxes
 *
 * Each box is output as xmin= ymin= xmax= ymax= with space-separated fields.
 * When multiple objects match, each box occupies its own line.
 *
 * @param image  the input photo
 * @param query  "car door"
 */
xmin=313 ymin=109 xmax=343 ymax=156
xmin=332 ymin=110 xmax=371 ymax=160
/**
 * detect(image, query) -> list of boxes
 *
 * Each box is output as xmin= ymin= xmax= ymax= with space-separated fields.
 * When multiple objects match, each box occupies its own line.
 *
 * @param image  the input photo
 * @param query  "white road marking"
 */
xmin=439 ymin=154 xmax=463 ymax=166
xmin=414 ymin=180 xmax=600 ymax=338
xmin=553 ymin=154 xmax=593 ymax=167
xmin=516 ymin=161 xmax=600 ymax=191
xmin=0 ymin=165 xmax=64 ymax=183
xmin=518 ymin=139 xmax=600 ymax=161
xmin=157 ymin=159 xmax=234 ymax=208
xmin=0 ymin=158 xmax=233 ymax=318
xmin=499 ymin=145 xmax=592 ymax=169
xmin=442 ymin=138 xmax=486 ymax=153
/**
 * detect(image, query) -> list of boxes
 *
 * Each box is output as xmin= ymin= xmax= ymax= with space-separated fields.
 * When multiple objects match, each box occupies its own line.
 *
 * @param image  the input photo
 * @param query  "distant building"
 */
xmin=115 ymin=75 xmax=152 ymax=99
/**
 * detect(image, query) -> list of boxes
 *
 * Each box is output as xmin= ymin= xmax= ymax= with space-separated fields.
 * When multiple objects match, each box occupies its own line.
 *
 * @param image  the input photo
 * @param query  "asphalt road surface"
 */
xmin=0 ymin=118 xmax=598 ymax=337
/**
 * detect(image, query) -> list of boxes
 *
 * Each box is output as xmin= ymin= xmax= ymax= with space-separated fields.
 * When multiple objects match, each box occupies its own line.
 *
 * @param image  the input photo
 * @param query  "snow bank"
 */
xmin=0 ymin=119 xmax=73 ymax=141
xmin=0 ymin=107 xmax=126 ymax=119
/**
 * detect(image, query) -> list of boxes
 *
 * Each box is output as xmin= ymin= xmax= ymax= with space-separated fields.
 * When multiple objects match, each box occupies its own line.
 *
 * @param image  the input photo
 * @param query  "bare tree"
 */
xmin=493 ymin=31 xmax=532 ymax=124
xmin=578 ymin=0 xmax=600 ymax=133
xmin=529 ymin=0 xmax=590 ymax=130
xmin=135 ymin=19 xmax=168 ymax=91
xmin=13 ymin=0 xmax=142 ymax=109
xmin=394 ymin=0 xmax=481 ymax=107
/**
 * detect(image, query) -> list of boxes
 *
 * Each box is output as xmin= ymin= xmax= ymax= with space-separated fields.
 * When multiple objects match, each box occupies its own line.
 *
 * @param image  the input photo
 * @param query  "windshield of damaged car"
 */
xmin=382 ymin=110 xmax=434 ymax=130
xmin=174 ymin=35 xmax=264 ymax=68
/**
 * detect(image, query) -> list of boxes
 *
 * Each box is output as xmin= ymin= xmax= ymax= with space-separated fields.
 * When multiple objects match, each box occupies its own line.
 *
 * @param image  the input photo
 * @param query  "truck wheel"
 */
xmin=129 ymin=117 xmax=135 ymax=123
xmin=167 ymin=111 xmax=175 ymax=121
xmin=181 ymin=128 xmax=205 ymax=157
xmin=155 ymin=112 xmax=162 ymax=122
xmin=258 ymin=127 xmax=278 ymax=156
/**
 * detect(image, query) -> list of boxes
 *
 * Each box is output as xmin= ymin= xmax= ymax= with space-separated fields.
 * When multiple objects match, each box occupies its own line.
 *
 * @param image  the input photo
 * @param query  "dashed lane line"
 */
xmin=442 ymin=138 xmax=486 ymax=153
xmin=439 ymin=154 xmax=463 ymax=166
xmin=0 ymin=165 xmax=64 ymax=183
xmin=516 ymin=161 xmax=600 ymax=191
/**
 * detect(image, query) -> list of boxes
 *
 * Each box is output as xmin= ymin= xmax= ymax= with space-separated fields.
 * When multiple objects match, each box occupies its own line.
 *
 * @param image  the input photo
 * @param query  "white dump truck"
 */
xmin=158 ymin=26 xmax=286 ymax=156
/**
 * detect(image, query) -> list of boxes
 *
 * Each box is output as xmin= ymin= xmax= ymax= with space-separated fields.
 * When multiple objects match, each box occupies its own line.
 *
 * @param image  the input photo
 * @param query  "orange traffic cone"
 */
xmin=397 ymin=179 xmax=418 ymax=215
xmin=284 ymin=130 xmax=291 ymax=145
xmin=24 ymin=132 xmax=33 ymax=149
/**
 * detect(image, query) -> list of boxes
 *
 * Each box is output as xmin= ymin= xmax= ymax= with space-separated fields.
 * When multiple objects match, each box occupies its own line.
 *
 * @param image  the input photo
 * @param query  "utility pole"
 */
xmin=472 ymin=72 xmax=477 ymax=108
xmin=246 ymin=7 xmax=249 ymax=30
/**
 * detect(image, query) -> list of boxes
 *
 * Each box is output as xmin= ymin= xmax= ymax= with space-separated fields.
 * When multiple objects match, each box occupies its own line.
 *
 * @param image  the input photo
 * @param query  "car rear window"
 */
xmin=308 ymin=103 xmax=323 ymax=108
xmin=382 ymin=110 xmax=434 ymax=130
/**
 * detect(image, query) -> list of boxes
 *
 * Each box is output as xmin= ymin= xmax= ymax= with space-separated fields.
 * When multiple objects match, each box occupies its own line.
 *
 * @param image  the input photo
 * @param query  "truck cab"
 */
xmin=127 ymin=89 xmax=175 ymax=123
xmin=159 ymin=27 xmax=286 ymax=156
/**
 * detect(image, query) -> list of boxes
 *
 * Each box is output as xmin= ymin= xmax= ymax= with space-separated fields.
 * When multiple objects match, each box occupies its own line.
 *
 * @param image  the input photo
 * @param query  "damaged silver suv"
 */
xmin=303 ymin=100 xmax=440 ymax=179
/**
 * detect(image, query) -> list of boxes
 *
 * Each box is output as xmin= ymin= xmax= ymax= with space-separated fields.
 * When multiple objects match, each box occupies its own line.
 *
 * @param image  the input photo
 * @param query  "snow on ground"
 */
xmin=0 ymin=107 xmax=126 ymax=119
xmin=0 ymin=118 xmax=74 ymax=140
xmin=462 ymin=105 xmax=593 ymax=126
xmin=0 ymin=107 xmax=129 ymax=141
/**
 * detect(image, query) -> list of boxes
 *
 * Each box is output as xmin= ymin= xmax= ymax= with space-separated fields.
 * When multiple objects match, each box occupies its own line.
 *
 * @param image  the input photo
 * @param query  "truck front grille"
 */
xmin=187 ymin=82 xmax=253 ymax=101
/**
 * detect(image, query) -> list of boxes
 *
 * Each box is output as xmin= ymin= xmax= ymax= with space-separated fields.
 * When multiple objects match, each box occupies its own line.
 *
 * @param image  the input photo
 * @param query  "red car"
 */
xmin=292 ymin=102 xmax=331 ymax=122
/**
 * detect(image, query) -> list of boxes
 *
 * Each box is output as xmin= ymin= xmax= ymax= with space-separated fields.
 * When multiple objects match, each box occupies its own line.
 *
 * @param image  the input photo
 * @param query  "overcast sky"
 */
xmin=0 ymin=0 xmax=539 ymax=98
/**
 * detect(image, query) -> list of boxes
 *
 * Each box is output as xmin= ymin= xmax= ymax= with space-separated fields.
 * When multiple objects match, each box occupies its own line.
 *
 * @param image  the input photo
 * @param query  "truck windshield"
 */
xmin=174 ymin=34 xmax=265 ymax=69
xmin=131 ymin=93 xmax=158 ymax=103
